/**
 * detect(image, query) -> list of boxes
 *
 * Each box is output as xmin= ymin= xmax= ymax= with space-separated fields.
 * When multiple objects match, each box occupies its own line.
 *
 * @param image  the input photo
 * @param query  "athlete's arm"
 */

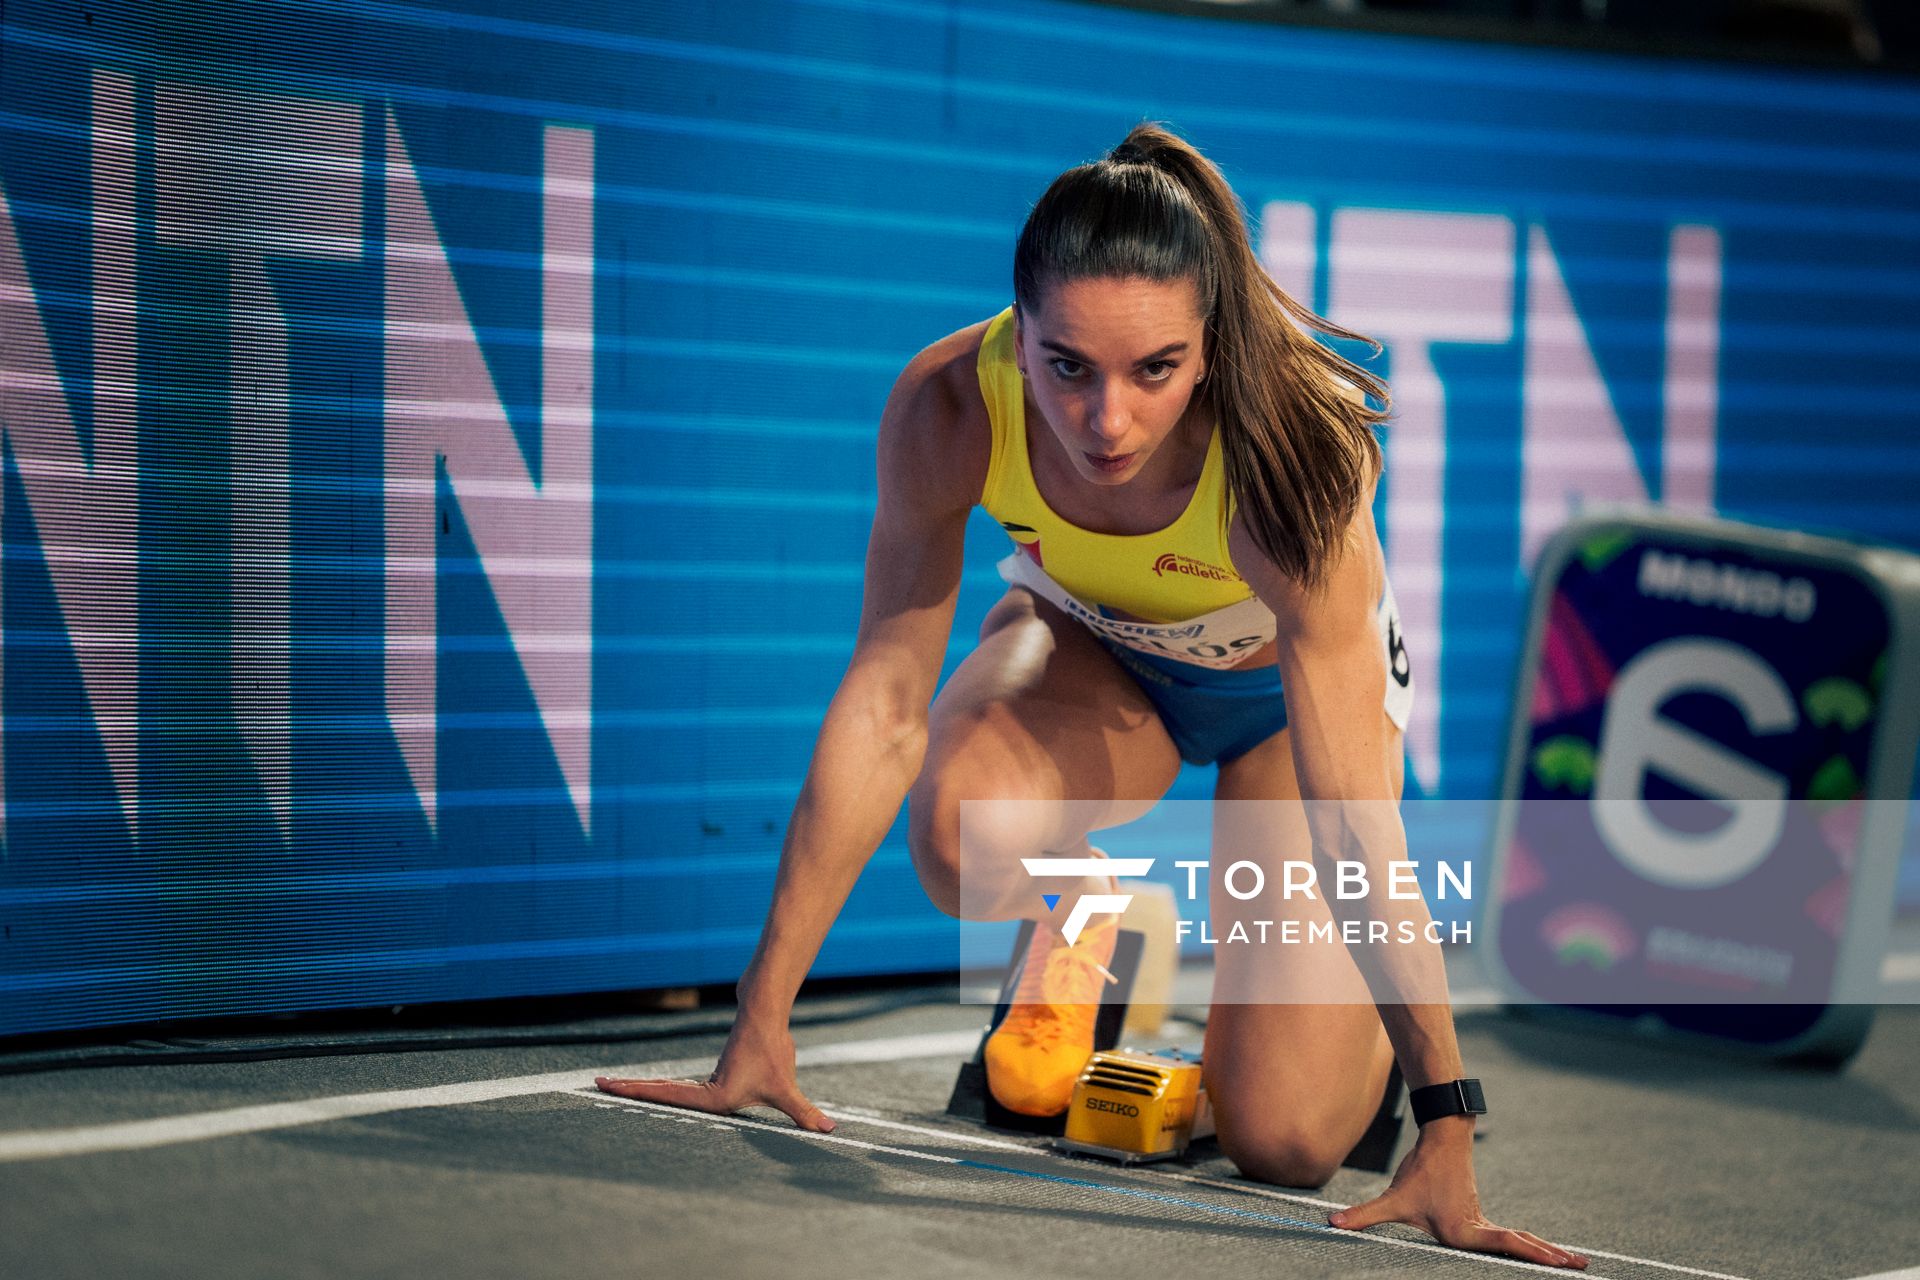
xmin=1229 ymin=504 xmax=1588 ymax=1271
xmin=596 ymin=334 xmax=984 ymax=1132
xmin=732 ymin=340 xmax=982 ymax=1022
xmin=1229 ymin=504 xmax=1460 ymax=1071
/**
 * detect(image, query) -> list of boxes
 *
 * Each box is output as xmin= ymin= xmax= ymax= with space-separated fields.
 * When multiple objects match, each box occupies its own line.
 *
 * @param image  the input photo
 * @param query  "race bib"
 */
xmin=996 ymin=552 xmax=1278 ymax=671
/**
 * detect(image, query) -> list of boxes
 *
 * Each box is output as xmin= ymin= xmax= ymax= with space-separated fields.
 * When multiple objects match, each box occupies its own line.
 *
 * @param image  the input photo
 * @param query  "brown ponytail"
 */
xmin=1012 ymin=121 xmax=1390 ymax=593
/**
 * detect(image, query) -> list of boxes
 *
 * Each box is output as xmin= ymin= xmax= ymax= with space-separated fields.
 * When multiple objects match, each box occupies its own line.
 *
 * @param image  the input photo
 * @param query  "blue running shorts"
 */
xmin=1095 ymin=637 xmax=1292 ymax=766
xmin=1094 ymin=588 xmax=1414 ymax=767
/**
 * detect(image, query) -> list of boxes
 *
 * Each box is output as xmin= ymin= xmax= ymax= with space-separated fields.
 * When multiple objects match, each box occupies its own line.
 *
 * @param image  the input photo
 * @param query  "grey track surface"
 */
xmin=2 ymin=986 xmax=1917 ymax=1280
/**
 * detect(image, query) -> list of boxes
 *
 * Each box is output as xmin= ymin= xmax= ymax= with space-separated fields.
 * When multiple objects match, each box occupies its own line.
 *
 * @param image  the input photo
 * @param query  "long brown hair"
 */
xmin=1012 ymin=121 xmax=1390 ymax=593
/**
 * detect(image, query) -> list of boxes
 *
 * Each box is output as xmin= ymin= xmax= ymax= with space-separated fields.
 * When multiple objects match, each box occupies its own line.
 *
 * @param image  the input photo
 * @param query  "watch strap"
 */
xmin=1408 ymin=1078 xmax=1486 ymax=1126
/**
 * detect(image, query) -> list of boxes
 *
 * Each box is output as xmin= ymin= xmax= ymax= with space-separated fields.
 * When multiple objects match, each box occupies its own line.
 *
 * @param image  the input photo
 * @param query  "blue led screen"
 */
xmin=3 ymin=0 xmax=1919 ymax=1036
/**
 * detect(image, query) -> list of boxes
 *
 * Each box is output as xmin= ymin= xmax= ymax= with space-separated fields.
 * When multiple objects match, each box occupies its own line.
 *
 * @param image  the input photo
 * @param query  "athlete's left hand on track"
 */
xmin=1328 ymin=1115 xmax=1588 ymax=1269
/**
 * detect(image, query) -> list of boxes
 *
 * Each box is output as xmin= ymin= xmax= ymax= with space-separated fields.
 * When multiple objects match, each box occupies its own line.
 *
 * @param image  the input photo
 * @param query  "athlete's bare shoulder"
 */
xmin=915 ymin=315 xmax=995 ymax=470
xmin=877 ymin=317 xmax=995 ymax=516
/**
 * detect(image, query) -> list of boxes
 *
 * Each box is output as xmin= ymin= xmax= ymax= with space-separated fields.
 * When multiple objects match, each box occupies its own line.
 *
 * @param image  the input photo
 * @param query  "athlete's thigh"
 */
xmin=913 ymin=587 xmax=1183 ymax=835
xmin=1201 ymin=715 xmax=1406 ymax=1181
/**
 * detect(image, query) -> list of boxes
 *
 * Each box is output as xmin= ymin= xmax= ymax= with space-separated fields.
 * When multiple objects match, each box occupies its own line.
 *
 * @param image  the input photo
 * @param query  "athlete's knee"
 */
xmin=907 ymin=766 xmax=1064 ymax=919
xmin=1217 ymin=1114 xmax=1348 ymax=1190
xmin=906 ymin=766 xmax=991 ymax=918
xmin=906 ymin=779 xmax=965 ymax=918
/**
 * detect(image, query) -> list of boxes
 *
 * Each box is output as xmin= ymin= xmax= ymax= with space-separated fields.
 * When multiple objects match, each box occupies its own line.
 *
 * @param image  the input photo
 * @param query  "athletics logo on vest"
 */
xmin=1151 ymin=552 xmax=1234 ymax=582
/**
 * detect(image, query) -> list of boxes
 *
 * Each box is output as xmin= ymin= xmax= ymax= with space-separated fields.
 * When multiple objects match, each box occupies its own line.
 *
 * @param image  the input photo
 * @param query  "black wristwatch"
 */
xmin=1408 ymin=1078 xmax=1487 ymax=1126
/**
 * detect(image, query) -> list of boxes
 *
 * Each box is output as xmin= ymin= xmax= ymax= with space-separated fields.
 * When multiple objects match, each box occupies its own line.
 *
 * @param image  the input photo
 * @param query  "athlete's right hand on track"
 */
xmin=594 ymin=1016 xmax=837 ymax=1134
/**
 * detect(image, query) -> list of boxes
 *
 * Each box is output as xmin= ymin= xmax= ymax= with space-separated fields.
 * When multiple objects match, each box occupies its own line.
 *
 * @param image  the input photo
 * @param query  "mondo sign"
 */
xmin=1485 ymin=512 xmax=1920 ymax=1062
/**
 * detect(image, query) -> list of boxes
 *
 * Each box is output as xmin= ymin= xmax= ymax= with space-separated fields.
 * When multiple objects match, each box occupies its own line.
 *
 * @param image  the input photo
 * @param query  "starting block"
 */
xmin=1054 ymin=1048 xmax=1405 ymax=1171
xmin=1056 ymin=1047 xmax=1213 ymax=1164
xmin=946 ymin=918 xmax=1410 ymax=1172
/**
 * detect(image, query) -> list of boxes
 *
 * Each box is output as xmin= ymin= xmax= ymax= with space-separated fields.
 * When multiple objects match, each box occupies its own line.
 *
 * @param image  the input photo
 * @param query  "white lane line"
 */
xmin=0 ymin=1029 xmax=981 ymax=1164
xmin=802 ymin=1102 xmax=1754 ymax=1280
xmin=1155 ymin=1167 xmax=1754 ymax=1280
xmin=586 ymin=1091 xmax=1594 ymax=1276
xmin=1844 ymin=1269 xmax=1920 ymax=1280
xmin=0 ymin=1020 xmax=1768 ymax=1280
xmin=811 ymin=1104 xmax=1039 ymax=1155
xmin=786 ymin=1030 xmax=983 ymax=1067
xmin=583 ymin=1092 xmax=959 ymax=1165
xmin=1538 ymin=1247 xmax=1752 ymax=1280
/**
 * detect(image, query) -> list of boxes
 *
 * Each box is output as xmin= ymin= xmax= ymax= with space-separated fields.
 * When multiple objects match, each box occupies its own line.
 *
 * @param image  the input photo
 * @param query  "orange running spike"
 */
xmin=983 ymin=910 xmax=1122 ymax=1117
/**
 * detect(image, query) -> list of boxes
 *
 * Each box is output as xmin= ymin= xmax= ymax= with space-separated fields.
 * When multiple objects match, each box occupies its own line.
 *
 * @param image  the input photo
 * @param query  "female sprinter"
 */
xmin=598 ymin=123 xmax=1586 ymax=1270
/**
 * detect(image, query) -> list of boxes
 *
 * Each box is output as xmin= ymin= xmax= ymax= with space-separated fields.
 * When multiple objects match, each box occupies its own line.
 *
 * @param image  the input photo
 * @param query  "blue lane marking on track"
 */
xmin=956 ymin=1160 xmax=1330 ymax=1234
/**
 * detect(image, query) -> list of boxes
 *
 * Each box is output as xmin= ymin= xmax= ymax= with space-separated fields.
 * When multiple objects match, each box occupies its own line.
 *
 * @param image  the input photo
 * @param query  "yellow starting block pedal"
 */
xmin=1054 ymin=1048 xmax=1215 ymax=1165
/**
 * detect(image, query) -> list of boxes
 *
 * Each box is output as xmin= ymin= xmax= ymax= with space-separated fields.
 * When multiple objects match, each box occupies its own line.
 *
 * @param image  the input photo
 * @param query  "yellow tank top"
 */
xmin=976 ymin=305 xmax=1254 ymax=619
xmin=975 ymin=305 xmax=1282 ymax=670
